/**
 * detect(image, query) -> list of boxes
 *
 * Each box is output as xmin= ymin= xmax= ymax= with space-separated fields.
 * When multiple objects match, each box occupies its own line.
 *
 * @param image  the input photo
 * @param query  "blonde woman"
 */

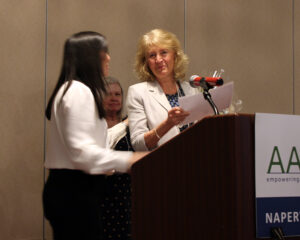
xmin=127 ymin=29 xmax=198 ymax=151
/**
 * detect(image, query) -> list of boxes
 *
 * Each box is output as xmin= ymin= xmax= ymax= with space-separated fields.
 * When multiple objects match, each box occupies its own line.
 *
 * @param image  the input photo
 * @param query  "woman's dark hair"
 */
xmin=45 ymin=31 xmax=108 ymax=120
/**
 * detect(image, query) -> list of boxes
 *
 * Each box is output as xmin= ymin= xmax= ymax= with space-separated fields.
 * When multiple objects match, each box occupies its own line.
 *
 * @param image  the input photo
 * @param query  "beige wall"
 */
xmin=187 ymin=0 xmax=294 ymax=114
xmin=46 ymin=0 xmax=185 ymax=105
xmin=0 ymin=0 xmax=299 ymax=239
xmin=0 ymin=0 xmax=45 ymax=239
xmin=295 ymin=0 xmax=300 ymax=114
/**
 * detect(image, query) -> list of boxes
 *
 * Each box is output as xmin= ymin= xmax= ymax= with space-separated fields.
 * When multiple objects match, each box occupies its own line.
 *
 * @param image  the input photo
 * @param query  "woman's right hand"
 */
xmin=143 ymin=107 xmax=189 ymax=150
xmin=166 ymin=107 xmax=190 ymax=127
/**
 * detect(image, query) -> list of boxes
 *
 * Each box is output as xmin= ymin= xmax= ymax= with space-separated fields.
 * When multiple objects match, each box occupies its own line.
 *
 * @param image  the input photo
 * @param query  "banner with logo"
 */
xmin=255 ymin=113 xmax=300 ymax=238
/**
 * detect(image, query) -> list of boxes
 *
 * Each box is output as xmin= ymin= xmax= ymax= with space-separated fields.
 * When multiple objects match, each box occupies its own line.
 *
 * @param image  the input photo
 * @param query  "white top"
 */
xmin=45 ymin=81 xmax=132 ymax=174
xmin=126 ymin=80 xmax=199 ymax=151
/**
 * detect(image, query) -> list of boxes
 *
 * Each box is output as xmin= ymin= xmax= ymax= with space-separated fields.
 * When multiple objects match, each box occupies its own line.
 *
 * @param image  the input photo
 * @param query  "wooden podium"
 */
xmin=131 ymin=114 xmax=300 ymax=240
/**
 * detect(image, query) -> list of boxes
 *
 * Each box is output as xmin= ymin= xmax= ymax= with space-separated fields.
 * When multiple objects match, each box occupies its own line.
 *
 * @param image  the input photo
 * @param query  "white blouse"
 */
xmin=45 ymin=81 xmax=132 ymax=174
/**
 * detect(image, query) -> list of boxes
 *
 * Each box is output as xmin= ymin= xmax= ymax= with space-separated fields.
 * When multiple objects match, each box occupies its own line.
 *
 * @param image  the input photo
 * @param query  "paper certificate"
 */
xmin=178 ymin=82 xmax=233 ymax=125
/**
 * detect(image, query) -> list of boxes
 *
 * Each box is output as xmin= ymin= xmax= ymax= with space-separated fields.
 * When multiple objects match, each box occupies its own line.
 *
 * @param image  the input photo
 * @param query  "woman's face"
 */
xmin=103 ymin=83 xmax=122 ymax=114
xmin=146 ymin=45 xmax=175 ymax=81
xmin=101 ymin=52 xmax=111 ymax=77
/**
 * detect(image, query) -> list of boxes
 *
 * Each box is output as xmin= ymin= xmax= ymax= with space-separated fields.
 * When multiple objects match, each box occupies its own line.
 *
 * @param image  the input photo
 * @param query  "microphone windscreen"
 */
xmin=189 ymin=75 xmax=199 ymax=82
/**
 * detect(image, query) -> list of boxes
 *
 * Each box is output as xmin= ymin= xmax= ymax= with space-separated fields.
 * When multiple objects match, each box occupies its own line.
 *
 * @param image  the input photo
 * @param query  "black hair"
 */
xmin=45 ymin=31 xmax=108 ymax=120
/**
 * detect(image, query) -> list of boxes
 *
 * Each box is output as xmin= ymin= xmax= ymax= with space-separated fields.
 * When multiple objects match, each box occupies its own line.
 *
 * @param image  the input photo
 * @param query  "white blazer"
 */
xmin=126 ymin=80 xmax=199 ymax=151
xmin=45 ymin=81 xmax=132 ymax=174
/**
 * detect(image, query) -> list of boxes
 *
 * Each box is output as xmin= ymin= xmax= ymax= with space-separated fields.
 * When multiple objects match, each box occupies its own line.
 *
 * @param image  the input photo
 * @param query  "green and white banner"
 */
xmin=255 ymin=113 xmax=300 ymax=238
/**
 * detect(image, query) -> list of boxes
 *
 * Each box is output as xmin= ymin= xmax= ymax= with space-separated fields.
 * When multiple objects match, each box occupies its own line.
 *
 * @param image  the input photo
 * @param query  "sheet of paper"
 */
xmin=178 ymin=82 xmax=234 ymax=125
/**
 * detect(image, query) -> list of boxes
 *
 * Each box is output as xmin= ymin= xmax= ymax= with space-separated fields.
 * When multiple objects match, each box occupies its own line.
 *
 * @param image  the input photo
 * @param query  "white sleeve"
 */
xmin=56 ymin=83 xmax=132 ymax=174
xmin=107 ymin=122 xmax=127 ymax=149
xmin=126 ymin=85 xmax=149 ymax=151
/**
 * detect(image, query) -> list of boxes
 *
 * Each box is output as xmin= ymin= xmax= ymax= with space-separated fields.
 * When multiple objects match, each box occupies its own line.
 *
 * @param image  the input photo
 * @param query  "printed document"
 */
xmin=179 ymin=82 xmax=233 ymax=125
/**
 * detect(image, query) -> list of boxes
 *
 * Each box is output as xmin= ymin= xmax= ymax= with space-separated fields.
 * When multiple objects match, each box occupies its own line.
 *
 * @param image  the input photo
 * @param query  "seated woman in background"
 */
xmin=127 ymin=29 xmax=199 ymax=151
xmin=102 ymin=76 xmax=134 ymax=240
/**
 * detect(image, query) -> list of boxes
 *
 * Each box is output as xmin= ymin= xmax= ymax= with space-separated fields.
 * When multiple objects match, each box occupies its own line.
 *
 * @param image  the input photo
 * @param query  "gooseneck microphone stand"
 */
xmin=200 ymin=81 xmax=220 ymax=115
xmin=202 ymin=89 xmax=219 ymax=115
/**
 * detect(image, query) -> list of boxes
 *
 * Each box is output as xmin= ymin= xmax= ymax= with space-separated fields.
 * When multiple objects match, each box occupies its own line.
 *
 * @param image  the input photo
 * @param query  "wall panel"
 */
xmin=294 ymin=0 xmax=300 ymax=114
xmin=0 ymin=0 xmax=45 ymax=239
xmin=46 ymin=0 xmax=185 ymax=103
xmin=186 ymin=0 xmax=293 ymax=114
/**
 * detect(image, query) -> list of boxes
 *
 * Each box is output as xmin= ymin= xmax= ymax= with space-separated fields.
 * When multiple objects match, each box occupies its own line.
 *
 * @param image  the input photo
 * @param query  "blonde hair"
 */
xmin=135 ymin=29 xmax=189 ymax=82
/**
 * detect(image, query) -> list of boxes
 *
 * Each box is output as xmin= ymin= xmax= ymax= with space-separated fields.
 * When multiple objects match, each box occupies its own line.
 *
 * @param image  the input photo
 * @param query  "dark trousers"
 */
xmin=43 ymin=169 xmax=106 ymax=240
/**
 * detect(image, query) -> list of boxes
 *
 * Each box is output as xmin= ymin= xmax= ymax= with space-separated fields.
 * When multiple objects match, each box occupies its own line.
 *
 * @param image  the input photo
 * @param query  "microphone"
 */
xmin=189 ymin=75 xmax=224 ymax=88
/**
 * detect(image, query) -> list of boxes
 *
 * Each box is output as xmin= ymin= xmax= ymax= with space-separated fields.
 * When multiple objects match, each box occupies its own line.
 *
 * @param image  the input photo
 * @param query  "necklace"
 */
xmin=176 ymin=81 xmax=182 ymax=98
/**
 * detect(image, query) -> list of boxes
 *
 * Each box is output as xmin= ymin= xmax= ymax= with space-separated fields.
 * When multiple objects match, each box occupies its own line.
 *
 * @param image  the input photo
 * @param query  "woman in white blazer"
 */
xmin=127 ymin=29 xmax=198 ymax=151
xmin=43 ymin=31 xmax=146 ymax=240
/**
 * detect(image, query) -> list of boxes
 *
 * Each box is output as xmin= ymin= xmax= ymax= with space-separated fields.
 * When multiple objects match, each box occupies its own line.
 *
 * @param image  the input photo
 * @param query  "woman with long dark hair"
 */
xmin=43 ymin=31 xmax=146 ymax=240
